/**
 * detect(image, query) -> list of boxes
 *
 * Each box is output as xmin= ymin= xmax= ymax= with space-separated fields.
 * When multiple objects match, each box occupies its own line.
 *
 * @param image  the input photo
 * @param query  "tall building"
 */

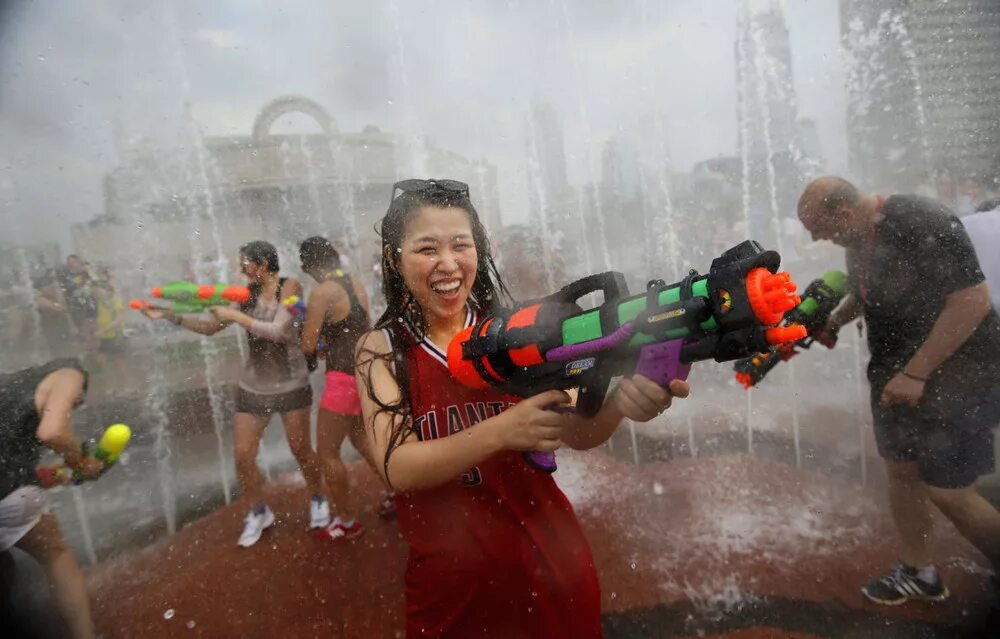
xmin=78 ymin=96 xmax=500 ymax=297
xmin=841 ymin=0 xmax=1000 ymax=190
xmin=524 ymin=100 xmax=577 ymax=258
xmin=734 ymin=2 xmax=814 ymax=251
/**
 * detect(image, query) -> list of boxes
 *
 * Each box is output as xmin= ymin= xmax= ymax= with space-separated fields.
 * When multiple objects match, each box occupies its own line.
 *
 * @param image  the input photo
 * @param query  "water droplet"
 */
xmin=164 ymin=609 xmax=175 ymax=620
xmin=611 ymin=591 xmax=617 ymax=599
xmin=186 ymin=620 xmax=196 ymax=629
xmin=38 ymin=55 xmax=46 ymax=62
xmin=630 ymin=562 xmax=637 ymax=570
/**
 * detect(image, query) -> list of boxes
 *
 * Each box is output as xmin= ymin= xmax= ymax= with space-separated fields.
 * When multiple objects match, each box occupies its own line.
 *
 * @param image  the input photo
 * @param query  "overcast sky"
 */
xmin=0 ymin=0 xmax=845 ymax=249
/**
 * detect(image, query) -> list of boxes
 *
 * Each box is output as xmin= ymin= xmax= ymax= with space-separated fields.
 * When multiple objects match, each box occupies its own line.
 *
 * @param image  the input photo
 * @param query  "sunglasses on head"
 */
xmin=390 ymin=179 xmax=469 ymax=205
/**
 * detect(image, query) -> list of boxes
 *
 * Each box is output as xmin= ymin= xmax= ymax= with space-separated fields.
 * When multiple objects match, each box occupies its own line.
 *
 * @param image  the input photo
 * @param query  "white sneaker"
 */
xmin=237 ymin=506 xmax=275 ymax=548
xmin=309 ymin=495 xmax=331 ymax=529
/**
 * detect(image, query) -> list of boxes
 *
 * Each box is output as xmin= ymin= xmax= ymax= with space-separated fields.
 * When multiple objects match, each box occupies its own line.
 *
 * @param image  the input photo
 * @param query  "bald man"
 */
xmin=798 ymin=177 xmax=1000 ymax=606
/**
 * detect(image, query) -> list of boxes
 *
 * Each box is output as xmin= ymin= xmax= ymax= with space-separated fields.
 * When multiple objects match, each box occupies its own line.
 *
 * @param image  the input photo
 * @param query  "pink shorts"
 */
xmin=320 ymin=370 xmax=362 ymax=416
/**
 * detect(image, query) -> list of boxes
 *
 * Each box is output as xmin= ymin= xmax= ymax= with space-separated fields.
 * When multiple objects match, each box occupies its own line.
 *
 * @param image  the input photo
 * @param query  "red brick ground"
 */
xmin=88 ymin=452 xmax=996 ymax=638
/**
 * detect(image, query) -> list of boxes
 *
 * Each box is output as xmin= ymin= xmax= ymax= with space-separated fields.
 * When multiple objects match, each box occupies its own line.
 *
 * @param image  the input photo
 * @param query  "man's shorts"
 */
xmin=235 ymin=385 xmax=313 ymax=417
xmin=871 ymin=383 xmax=1000 ymax=488
xmin=0 ymin=487 xmax=48 ymax=551
xmin=319 ymin=370 xmax=362 ymax=416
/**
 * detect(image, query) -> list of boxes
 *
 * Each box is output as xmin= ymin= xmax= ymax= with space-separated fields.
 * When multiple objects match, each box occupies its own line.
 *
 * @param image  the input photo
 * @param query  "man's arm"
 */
xmin=35 ymin=369 xmax=87 ymax=469
xmin=826 ymin=292 xmax=863 ymax=333
xmin=904 ymin=282 xmax=994 ymax=379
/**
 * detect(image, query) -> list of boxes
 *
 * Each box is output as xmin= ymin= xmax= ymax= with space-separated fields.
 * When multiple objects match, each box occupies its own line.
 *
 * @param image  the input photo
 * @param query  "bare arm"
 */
xmin=301 ymin=284 xmax=338 ymax=356
xmin=904 ymin=282 xmax=994 ymax=379
xmin=827 ymin=292 xmax=862 ymax=332
xmin=352 ymin=276 xmax=371 ymax=323
xmin=355 ymin=330 xmax=566 ymax=492
xmin=35 ymin=369 xmax=87 ymax=468
xmin=212 ymin=279 xmax=302 ymax=342
xmin=35 ymin=293 xmax=65 ymax=314
xmin=175 ymin=313 xmax=231 ymax=335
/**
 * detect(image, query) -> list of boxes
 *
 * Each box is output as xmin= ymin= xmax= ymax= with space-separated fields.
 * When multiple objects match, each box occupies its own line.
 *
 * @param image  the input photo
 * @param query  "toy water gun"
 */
xmin=129 ymin=281 xmax=250 ymax=314
xmin=447 ymin=240 xmax=805 ymax=472
xmin=282 ymin=295 xmax=307 ymax=319
xmin=733 ymin=270 xmax=848 ymax=389
xmin=36 ymin=424 xmax=132 ymax=488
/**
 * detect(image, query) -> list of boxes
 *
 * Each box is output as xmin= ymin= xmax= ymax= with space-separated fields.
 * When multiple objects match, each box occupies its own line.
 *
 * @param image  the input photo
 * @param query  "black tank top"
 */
xmin=0 ymin=358 xmax=87 ymax=499
xmin=319 ymin=273 xmax=369 ymax=373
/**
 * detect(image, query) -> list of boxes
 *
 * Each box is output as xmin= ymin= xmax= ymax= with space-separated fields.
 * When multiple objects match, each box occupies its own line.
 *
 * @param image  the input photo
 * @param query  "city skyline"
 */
xmin=1 ymin=0 xmax=846 ymax=250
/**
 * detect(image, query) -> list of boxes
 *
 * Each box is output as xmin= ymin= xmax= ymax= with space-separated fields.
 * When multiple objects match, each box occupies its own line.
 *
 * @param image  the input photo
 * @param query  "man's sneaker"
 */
xmin=315 ymin=519 xmax=365 ymax=542
xmin=309 ymin=495 xmax=331 ymax=529
xmin=377 ymin=491 xmax=396 ymax=519
xmin=237 ymin=505 xmax=275 ymax=548
xmin=861 ymin=564 xmax=949 ymax=605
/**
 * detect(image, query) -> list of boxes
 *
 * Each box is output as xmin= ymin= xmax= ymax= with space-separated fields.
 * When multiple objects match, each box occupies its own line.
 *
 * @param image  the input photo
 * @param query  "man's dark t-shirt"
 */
xmin=0 ymin=359 xmax=87 ymax=499
xmin=847 ymin=195 xmax=1000 ymax=395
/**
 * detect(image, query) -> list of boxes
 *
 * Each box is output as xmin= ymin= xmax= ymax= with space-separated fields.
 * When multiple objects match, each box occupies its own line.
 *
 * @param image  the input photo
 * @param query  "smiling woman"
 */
xmin=353 ymin=179 xmax=687 ymax=638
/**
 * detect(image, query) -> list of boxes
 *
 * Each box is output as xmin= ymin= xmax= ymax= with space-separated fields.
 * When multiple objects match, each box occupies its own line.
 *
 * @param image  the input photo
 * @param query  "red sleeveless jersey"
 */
xmin=389 ymin=312 xmax=602 ymax=638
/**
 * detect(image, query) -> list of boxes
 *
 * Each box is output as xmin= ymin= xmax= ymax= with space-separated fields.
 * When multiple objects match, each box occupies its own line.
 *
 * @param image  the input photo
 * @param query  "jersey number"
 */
xmin=460 ymin=466 xmax=482 ymax=486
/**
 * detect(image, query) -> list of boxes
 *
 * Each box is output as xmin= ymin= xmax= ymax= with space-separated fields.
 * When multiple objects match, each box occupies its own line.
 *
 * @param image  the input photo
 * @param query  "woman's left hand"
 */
xmin=610 ymin=375 xmax=690 ymax=422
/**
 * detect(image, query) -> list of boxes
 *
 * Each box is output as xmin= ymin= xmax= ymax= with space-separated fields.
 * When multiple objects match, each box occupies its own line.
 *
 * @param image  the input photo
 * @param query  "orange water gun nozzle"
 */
xmin=746 ymin=268 xmax=801 ymax=325
xmin=222 ymin=286 xmax=251 ymax=303
xmin=735 ymin=371 xmax=754 ymax=390
xmin=151 ymin=287 xmax=163 ymax=298
xmin=129 ymin=299 xmax=152 ymax=310
xmin=765 ymin=324 xmax=808 ymax=346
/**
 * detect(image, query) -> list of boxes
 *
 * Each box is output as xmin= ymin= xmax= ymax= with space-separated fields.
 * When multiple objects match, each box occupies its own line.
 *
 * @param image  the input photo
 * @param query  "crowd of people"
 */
xmin=1 ymin=176 xmax=1000 ymax=637
xmin=29 ymin=255 xmax=128 ymax=371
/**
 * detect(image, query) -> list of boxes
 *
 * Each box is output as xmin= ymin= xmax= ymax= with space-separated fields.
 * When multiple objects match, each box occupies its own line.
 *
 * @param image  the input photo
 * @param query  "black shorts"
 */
xmin=871 ymin=383 xmax=1000 ymax=488
xmin=235 ymin=386 xmax=313 ymax=416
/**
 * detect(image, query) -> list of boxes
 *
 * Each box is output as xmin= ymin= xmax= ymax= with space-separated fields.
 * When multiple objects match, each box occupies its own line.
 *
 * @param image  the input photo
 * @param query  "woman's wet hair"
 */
xmin=240 ymin=240 xmax=280 ymax=273
xmin=299 ymin=236 xmax=341 ymax=272
xmin=357 ymin=184 xmax=510 ymax=485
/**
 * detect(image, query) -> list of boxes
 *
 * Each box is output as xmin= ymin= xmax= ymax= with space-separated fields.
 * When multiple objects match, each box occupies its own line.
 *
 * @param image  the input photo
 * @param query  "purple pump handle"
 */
xmin=523 ymin=451 xmax=558 ymax=473
xmin=526 ymin=339 xmax=690 ymax=474
xmin=635 ymin=338 xmax=691 ymax=385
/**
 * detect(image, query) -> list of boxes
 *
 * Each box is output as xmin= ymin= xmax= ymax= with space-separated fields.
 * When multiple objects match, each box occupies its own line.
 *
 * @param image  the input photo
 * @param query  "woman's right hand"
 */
xmin=490 ymin=390 xmax=572 ymax=453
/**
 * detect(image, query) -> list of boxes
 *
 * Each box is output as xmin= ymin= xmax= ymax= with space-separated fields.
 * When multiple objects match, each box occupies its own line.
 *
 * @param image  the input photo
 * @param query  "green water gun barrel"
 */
xmin=562 ymin=276 xmax=719 ymax=348
xmin=795 ymin=270 xmax=848 ymax=317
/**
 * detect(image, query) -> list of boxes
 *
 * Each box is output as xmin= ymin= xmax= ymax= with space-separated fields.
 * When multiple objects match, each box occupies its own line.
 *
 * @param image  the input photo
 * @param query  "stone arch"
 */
xmin=252 ymin=95 xmax=336 ymax=140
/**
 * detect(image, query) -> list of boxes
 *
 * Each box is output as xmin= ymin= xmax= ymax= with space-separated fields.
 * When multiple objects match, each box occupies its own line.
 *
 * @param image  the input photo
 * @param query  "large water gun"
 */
xmin=129 ymin=281 xmax=250 ymax=314
xmin=733 ymin=270 xmax=848 ymax=389
xmin=447 ymin=241 xmax=805 ymax=472
xmin=36 ymin=424 xmax=132 ymax=488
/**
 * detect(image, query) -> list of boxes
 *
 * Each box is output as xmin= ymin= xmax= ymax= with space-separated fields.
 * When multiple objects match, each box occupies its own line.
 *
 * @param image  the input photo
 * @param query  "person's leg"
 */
xmin=886 ymin=459 xmax=935 ymax=568
xmin=317 ymin=408 xmax=358 ymax=522
xmin=861 ymin=396 xmax=949 ymax=604
xmin=928 ymin=486 xmax=1000 ymax=569
xmin=922 ymin=388 xmax=1000 ymax=570
xmin=280 ymin=405 xmax=324 ymax=494
xmin=233 ymin=411 xmax=268 ymax=505
xmin=15 ymin=515 xmax=93 ymax=639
